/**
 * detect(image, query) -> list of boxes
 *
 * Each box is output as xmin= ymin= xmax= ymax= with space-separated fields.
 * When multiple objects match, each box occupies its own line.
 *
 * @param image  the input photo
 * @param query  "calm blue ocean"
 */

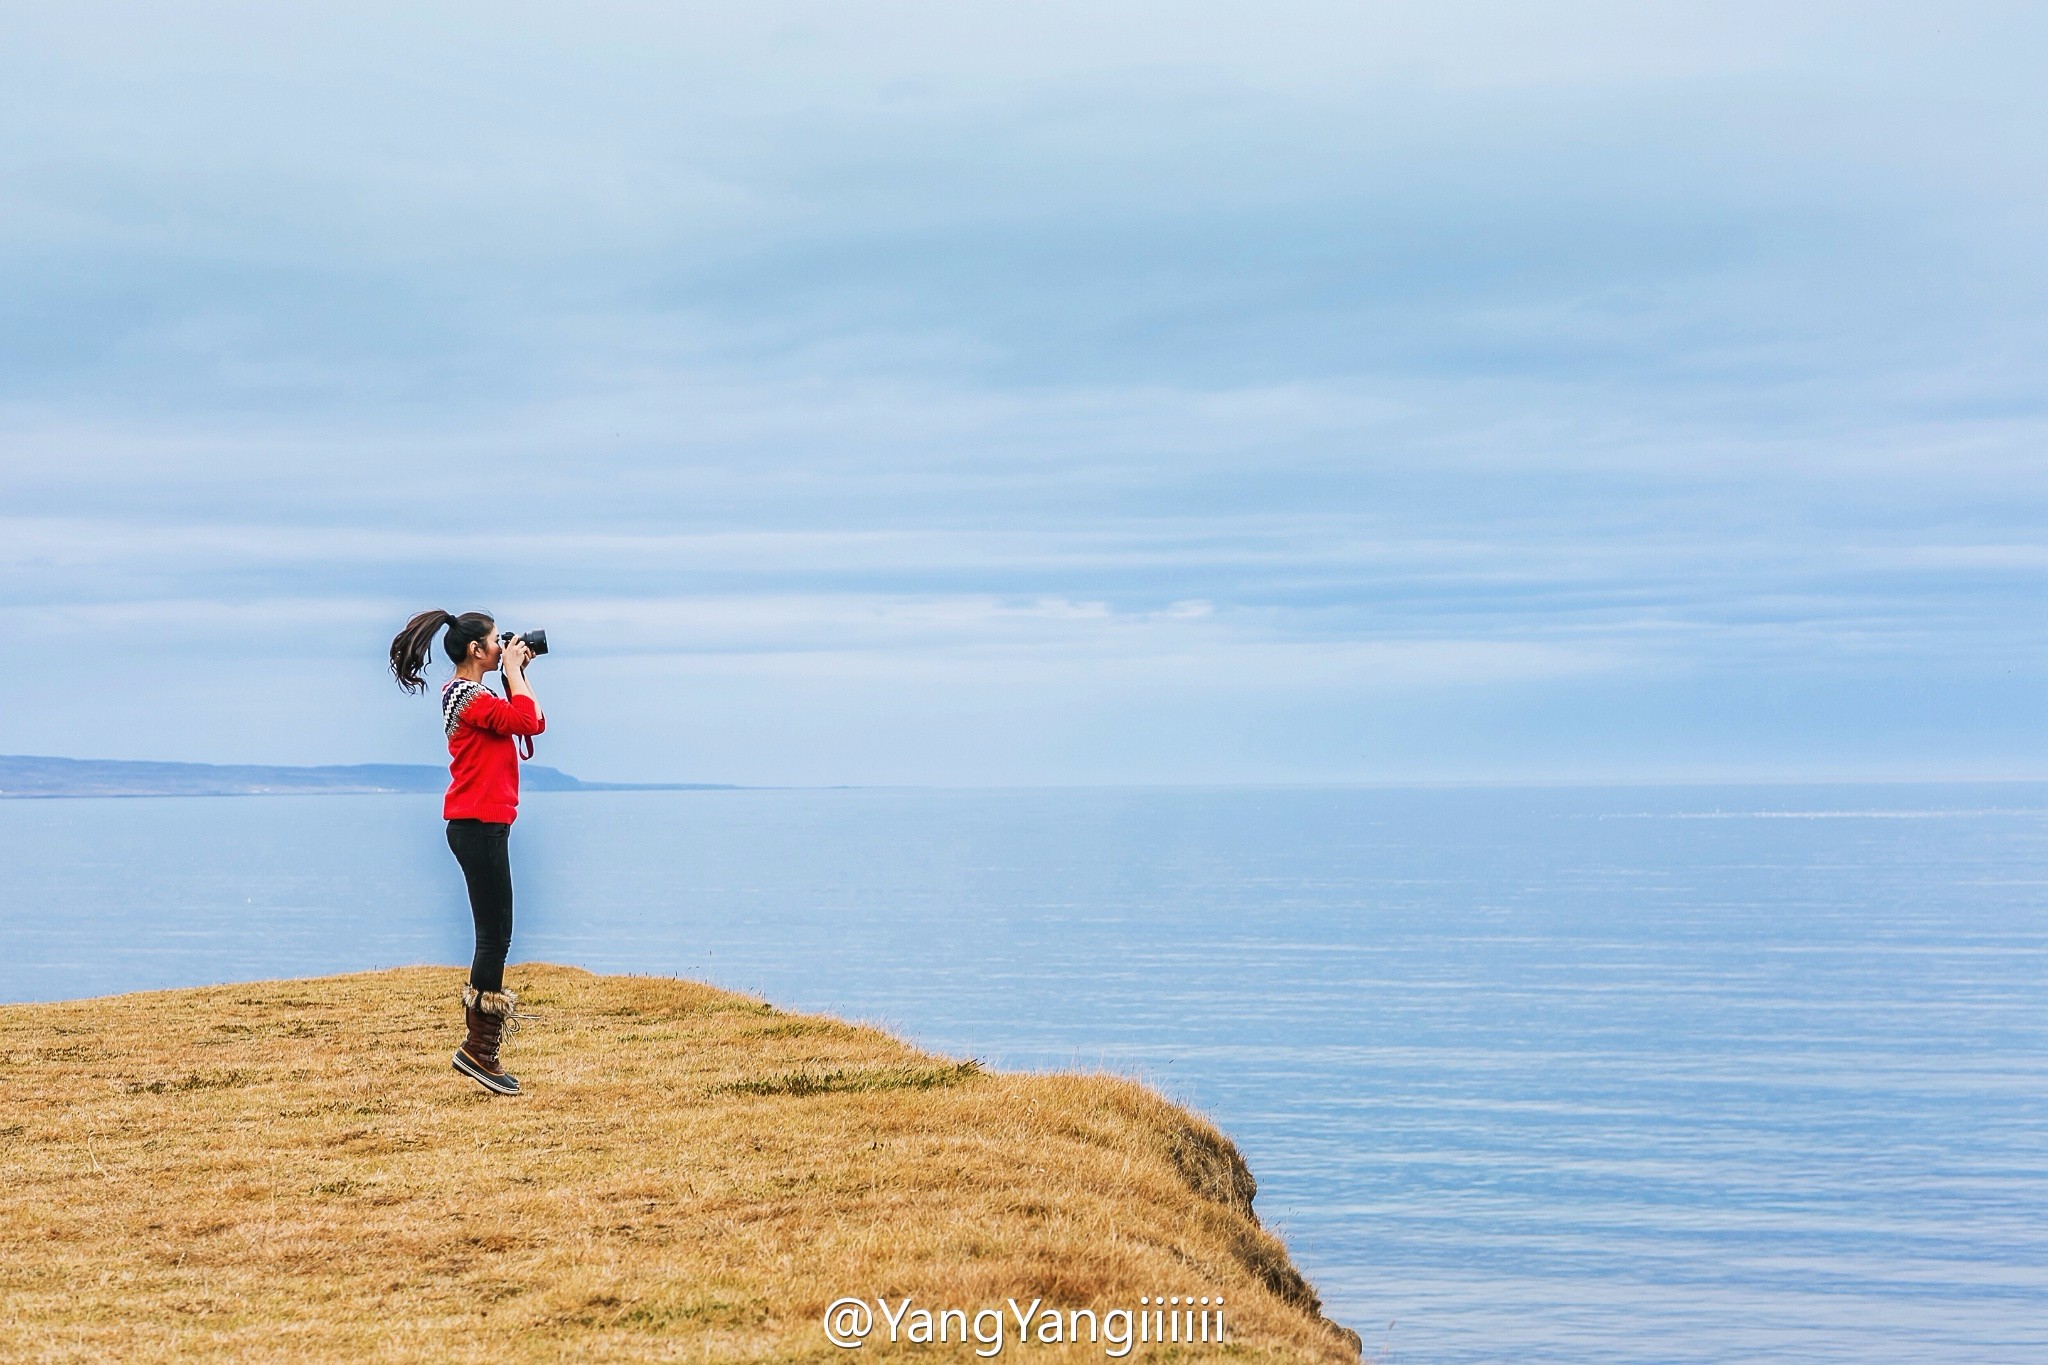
xmin=4 ymin=784 xmax=2045 ymax=1361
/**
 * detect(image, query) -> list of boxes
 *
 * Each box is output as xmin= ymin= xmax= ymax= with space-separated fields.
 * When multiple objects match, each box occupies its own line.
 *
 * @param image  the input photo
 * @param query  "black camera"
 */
xmin=497 ymin=629 xmax=548 ymax=657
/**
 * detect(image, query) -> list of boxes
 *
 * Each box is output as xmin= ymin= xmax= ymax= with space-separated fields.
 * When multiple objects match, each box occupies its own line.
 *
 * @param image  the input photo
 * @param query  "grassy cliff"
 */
xmin=1 ymin=964 xmax=1362 ymax=1361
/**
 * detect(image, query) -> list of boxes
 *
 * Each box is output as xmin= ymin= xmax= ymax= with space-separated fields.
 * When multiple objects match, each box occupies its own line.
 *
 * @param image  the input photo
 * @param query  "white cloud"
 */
xmin=0 ymin=2 xmax=2042 ymax=778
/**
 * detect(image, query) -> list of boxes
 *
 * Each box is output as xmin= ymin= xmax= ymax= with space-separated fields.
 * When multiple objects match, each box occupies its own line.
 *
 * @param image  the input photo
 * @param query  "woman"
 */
xmin=388 ymin=609 xmax=546 ymax=1096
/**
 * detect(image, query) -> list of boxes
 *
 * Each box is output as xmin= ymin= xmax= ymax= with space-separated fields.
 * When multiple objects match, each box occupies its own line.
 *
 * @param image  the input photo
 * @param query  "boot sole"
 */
xmin=453 ymin=1049 xmax=522 ymax=1096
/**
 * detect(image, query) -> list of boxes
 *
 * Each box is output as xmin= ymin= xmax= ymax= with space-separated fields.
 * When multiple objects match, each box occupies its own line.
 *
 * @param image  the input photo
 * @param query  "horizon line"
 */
xmin=1 ymin=753 xmax=2042 ymax=794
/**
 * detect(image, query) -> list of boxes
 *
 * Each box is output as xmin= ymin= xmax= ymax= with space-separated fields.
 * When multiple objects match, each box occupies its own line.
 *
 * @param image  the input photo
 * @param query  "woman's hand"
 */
xmin=499 ymin=634 xmax=538 ymax=710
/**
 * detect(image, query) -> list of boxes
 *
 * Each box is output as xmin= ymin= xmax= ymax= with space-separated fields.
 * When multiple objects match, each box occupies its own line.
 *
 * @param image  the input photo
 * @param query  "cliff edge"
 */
xmin=1 ymin=964 xmax=1361 ymax=1362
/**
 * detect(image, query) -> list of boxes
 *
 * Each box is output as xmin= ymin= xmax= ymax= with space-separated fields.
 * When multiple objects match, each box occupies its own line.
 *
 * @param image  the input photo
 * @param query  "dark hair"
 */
xmin=389 ymin=609 xmax=495 ymax=694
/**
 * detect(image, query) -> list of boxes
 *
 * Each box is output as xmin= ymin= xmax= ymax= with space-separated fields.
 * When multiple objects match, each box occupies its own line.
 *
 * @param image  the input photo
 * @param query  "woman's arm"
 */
xmin=501 ymin=638 xmax=536 ymax=705
xmin=460 ymin=690 xmax=545 ymax=737
xmin=451 ymin=638 xmax=546 ymax=738
xmin=497 ymin=637 xmax=544 ymax=734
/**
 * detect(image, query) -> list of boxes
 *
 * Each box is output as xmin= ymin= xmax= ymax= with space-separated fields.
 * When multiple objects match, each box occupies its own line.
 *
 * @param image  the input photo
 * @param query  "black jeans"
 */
xmin=446 ymin=819 xmax=513 ymax=994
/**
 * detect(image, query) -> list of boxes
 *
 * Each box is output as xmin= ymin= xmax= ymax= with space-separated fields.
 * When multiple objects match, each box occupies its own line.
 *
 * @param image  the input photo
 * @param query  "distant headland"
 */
xmin=0 ymin=754 xmax=736 ymax=798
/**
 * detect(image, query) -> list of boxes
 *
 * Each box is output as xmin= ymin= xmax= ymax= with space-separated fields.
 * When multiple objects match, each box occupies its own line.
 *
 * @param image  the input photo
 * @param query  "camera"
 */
xmin=497 ymin=629 xmax=548 ymax=658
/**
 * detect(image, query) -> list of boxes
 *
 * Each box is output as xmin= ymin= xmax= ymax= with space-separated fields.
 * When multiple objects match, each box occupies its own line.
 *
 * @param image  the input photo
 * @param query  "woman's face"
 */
xmin=470 ymin=624 xmax=501 ymax=670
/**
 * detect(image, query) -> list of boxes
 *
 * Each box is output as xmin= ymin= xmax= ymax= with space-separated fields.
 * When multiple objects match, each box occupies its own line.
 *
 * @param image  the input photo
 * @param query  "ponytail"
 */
xmin=389 ymin=608 xmax=496 ymax=694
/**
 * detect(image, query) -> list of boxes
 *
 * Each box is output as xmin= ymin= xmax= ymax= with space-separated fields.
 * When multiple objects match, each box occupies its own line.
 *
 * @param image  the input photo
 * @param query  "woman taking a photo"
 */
xmin=388 ymin=609 xmax=545 ymax=1096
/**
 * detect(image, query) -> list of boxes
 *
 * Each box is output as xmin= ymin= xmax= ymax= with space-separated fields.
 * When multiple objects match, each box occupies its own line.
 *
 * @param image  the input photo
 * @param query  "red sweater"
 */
xmin=442 ymin=685 xmax=546 ymax=823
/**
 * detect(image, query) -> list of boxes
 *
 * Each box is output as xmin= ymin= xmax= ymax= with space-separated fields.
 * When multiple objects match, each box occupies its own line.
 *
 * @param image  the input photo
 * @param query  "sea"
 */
xmin=4 ymin=783 xmax=2044 ymax=1362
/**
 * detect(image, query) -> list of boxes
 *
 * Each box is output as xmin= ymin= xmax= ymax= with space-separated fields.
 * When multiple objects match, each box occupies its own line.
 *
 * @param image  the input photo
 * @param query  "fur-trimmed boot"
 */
xmin=454 ymin=985 xmax=523 ymax=1096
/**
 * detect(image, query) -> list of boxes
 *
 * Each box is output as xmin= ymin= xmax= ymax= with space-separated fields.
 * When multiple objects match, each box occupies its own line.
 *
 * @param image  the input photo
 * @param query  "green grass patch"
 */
xmin=123 ymin=1070 xmax=255 ymax=1094
xmin=714 ymin=1059 xmax=983 ymax=1098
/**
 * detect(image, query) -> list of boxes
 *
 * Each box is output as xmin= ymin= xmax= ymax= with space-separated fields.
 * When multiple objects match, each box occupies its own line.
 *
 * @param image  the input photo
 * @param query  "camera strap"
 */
xmin=473 ymin=675 xmax=538 ymax=761
xmin=487 ymin=674 xmax=539 ymax=761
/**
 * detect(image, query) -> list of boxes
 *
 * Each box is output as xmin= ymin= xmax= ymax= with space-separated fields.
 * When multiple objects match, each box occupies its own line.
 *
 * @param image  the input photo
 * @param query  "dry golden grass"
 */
xmin=0 ymin=963 xmax=1362 ymax=1362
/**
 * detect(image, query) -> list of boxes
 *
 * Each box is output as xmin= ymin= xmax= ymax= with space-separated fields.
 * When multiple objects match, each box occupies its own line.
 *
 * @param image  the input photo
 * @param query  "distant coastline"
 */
xmin=0 ymin=754 xmax=736 ymax=798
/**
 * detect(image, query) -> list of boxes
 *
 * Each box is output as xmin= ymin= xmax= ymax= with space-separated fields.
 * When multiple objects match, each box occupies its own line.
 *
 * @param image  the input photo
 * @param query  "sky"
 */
xmin=1 ymin=2 xmax=2042 ymax=785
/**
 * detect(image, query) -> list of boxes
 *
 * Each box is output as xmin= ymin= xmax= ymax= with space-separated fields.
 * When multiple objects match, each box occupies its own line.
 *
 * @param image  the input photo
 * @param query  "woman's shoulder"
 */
xmin=441 ymin=677 xmax=488 ymax=737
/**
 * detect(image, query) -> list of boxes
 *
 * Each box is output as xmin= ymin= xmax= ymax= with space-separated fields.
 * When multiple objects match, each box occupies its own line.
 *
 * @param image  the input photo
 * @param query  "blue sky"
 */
xmin=1 ymin=2 xmax=2041 ymax=784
